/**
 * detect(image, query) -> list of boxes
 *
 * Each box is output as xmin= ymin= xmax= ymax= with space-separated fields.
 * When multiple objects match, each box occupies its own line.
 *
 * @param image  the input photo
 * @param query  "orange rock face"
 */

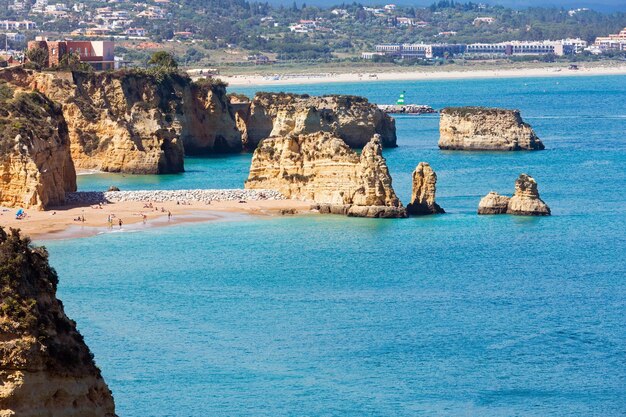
xmin=0 ymin=90 xmax=76 ymax=209
xmin=406 ymin=162 xmax=444 ymax=215
xmin=1 ymin=68 xmax=241 ymax=174
xmin=245 ymin=132 xmax=405 ymax=218
xmin=235 ymin=92 xmax=397 ymax=150
xmin=439 ymin=107 xmax=544 ymax=151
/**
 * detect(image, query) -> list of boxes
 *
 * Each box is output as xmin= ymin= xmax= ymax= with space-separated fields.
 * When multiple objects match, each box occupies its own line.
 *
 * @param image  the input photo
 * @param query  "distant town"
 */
xmin=0 ymin=0 xmax=625 ymax=70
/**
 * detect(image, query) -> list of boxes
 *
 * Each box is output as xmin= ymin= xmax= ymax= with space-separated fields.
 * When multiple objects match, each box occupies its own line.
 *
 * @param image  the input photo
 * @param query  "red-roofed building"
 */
xmin=27 ymin=38 xmax=115 ymax=70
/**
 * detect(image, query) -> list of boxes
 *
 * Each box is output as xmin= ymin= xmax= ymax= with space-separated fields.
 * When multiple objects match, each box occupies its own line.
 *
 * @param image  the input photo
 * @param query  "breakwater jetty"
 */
xmin=65 ymin=189 xmax=285 ymax=205
xmin=378 ymin=104 xmax=436 ymax=114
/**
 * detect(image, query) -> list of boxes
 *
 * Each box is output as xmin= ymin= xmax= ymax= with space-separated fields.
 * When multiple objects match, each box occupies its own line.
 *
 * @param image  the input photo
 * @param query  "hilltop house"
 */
xmin=473 ymin=17 xmax=495 ymax=25
xmin=27 ymin=37 xmax=115 ymax=70
xmin=125 ymin=27 xmax=146 ymax=37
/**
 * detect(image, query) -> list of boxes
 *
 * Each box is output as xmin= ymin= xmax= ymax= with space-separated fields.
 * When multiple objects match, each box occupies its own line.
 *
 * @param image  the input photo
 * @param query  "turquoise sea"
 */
xmin=45 ymin=75 xmax=626 ymax=416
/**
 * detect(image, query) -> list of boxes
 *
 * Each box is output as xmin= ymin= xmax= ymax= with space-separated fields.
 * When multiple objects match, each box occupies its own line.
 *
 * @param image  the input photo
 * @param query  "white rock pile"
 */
xmin=65 ymin=189 xmax=285 ymax=205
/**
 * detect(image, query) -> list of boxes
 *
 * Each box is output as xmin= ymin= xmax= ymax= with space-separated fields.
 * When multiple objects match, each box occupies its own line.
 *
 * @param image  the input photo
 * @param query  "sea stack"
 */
xmin=234 ymin=92 xmax=397 ymax=150
xmin=477 ymin=192 xmax=510 ymax=215
xmin=507 ymin=174 xmax=551 ymax=216
xmin=0 ymin=90 xmax=76 ymax=209
xmin=477 ymin=174 xmax=550 ymax=216
xmin=439 ymin=107 xmax=544 ymax=151
xmin=0 ymin=228 xmax=116 ymax=417
xmin=406 ymin=162 xmax=444 ymax=215
xmin=245 ymin=133 xmax=406 ymax=218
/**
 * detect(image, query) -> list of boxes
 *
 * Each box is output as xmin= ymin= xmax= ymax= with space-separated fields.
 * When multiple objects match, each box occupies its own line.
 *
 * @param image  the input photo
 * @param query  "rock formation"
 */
xmin=439 ymin=107 xmax=544 ymax=151
xmin=406 ymin=162 xmax=444 ymax=215
xmin=1 ymin=68 xmax=241 ymax=174
xmin=477 ymin=192 xmax=510 ymax=215
xmin=234 ymin=92 xmax=397 ymax=150
xmin=0 ymin=227 xmax=116 ymax=416
xmin=181 ymin=80 xmax=242 ymax=155
xmin=245 ymin=132 xmax=406 ymax=218
xmin=477 ymin=174 xmax=550 ymax=216
xmin=507 ymin=174 xmax=551 ymax=216
xmin=0 ymin=88 xmax=76 ymax=209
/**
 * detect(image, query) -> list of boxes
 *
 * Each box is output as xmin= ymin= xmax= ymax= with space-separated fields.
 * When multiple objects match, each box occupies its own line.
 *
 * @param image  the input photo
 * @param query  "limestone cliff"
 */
xmin=0 ymin=227 xmax=116 ymax=417
xmin=406 ymin=162 xmax=444 ymax=215
xmin=181 ymin=80 xmax=242 ymax=156
xmin=1 ymin=68 xmax=241 ymax=174
xmin=245 ymin=133 xmax=406 ymax=218
xmin=234 ymin=93 xmax=397 ymax=150
xmin=477 ymin=174 xmax=550 ymax=216
xmin=439 ymin=107 xmax=544 ymax=151
xmin=0 ymin=88 xmax=76 ymax=209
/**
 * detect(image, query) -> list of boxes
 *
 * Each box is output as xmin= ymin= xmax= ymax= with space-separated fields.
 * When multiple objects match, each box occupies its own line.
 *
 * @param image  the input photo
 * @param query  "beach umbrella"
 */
xmin=15 ymin=209 xmax=23 ymax=216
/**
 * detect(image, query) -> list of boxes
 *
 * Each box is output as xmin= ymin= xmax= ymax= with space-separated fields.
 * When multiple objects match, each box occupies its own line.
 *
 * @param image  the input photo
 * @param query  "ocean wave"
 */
xmin=76 ymin=169 xmax=104 ymax=176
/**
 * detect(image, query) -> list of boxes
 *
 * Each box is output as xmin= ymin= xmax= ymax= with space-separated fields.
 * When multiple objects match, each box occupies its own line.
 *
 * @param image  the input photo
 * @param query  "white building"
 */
xmin=8 ymin=0 xmax=27 ymax=12
xmin=30 ymin=0 xmax=47 ymax=13
xmin=0 ymin=20 xmax=37 ymax=30
xmin=361 ymin=52 xmax=384 ymax=59
xmin=289 ymin=24 xmax=309 ymax=33
xmin=473 ymin=17 xmax=495 ymax=25
xmin=465 ymin=43 xmax=508 ymax=56
xmin=559 ymin=38 xmax=587 ymax=53
xmin=5 ymin=32 xmax=26 ymax=42
xmin=568 ymin=8 xmax=589 ymax=16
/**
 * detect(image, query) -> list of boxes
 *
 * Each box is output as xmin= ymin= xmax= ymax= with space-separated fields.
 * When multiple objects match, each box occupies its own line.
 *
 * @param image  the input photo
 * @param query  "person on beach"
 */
xmin=119 ymin=218 xmax=123 ymax=229
xmin=142 ymin=214 xmax=147 ymax=224
xmin=168 ymin=211 xmax=172 ymax=221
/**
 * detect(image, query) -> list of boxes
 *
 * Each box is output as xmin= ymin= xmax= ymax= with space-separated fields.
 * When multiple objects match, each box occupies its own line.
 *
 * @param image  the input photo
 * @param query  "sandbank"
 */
xmin=221 ymin=64 xmax=626 ymax=87
xmin=0 ymin=199 xmax=312 ymax=241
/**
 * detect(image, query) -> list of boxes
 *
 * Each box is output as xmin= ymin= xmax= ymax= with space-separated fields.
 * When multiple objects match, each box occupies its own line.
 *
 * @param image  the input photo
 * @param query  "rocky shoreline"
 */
xmin=65 ymin=189 xmax=285 ymax=205
xmin=0 ymin=67 xmax=553 ymax=219
xmin=378 ymin=104 xmax=436 ymax=115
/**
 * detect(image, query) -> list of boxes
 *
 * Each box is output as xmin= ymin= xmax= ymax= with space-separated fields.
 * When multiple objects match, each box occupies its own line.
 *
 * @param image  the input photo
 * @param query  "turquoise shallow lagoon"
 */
xmin=46 ymin=75 xmax=626 ymax=416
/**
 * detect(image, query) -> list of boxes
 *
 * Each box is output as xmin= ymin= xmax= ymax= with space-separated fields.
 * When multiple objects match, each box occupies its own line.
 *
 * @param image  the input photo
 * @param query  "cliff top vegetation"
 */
xmin=0 ymin=90 xmax=66 ymax=156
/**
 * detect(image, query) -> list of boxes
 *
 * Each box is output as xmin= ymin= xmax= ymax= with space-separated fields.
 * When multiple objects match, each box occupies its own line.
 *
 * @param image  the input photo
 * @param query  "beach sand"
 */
xmin=0 ymin=199 xmax=312 ymax=240
xmin=220 ymin=64 xmax=626 ymax=87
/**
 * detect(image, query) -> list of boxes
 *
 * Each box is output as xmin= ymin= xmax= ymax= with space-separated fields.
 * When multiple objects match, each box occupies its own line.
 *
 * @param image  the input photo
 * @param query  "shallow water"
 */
xmin=48 ymin=75 xmax=626 ymax=416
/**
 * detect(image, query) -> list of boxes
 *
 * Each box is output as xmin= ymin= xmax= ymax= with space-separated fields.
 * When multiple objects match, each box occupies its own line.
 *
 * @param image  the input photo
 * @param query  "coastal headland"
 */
xmin=0 ymin=65 xmax=560 ymax=240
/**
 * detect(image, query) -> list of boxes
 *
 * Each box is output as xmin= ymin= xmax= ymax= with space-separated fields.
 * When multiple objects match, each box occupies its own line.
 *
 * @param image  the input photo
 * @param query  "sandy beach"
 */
xmin=220 ymin=64 xmax=626 ymax=86
xmin=0 ymin=199 xmax=312 ymax=240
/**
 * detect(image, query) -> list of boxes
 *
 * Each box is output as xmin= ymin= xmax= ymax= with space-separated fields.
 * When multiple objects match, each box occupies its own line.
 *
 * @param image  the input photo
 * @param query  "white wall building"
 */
xmin=0 ymin=20 xmax=37 ymax=30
